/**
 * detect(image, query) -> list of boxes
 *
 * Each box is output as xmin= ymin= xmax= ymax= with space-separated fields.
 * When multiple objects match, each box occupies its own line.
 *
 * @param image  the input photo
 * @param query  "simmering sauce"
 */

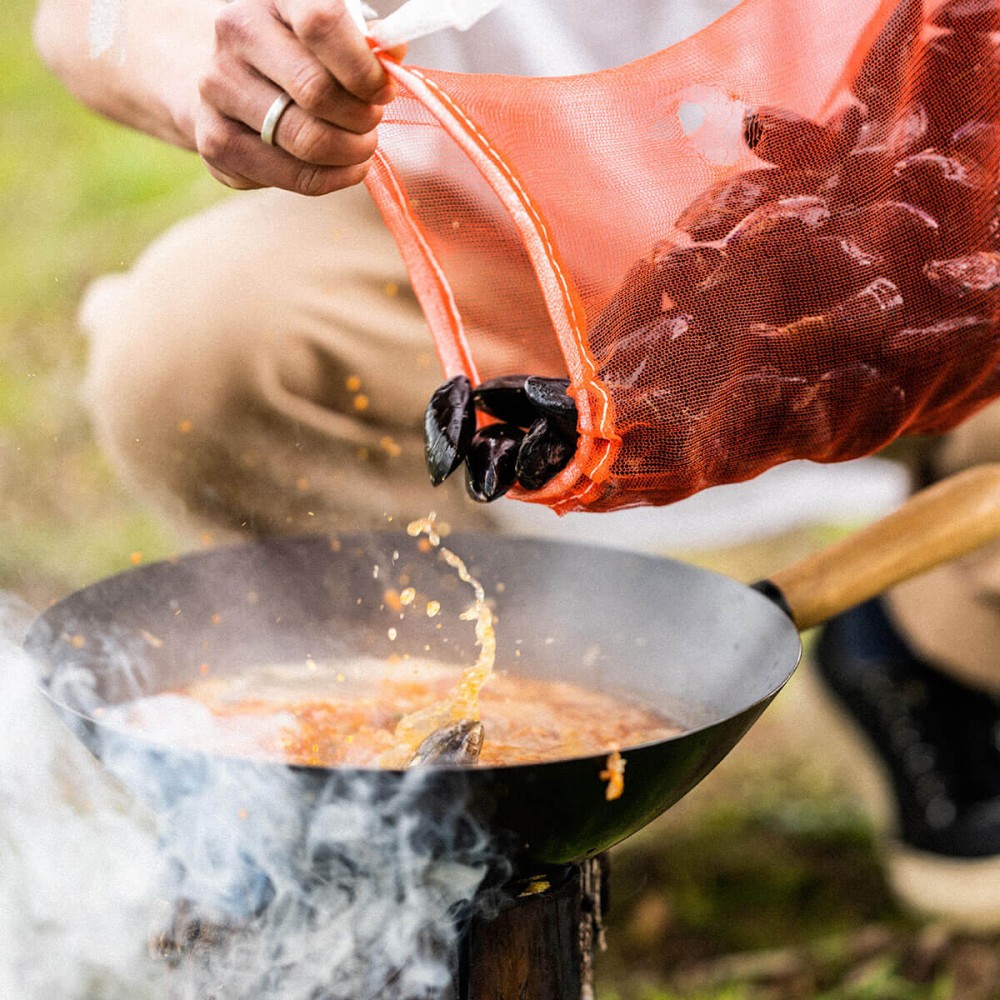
xmin=100 ymin=517 xmax=680 ymax=779
xmin=102 ymin=659 xmax=681 ymax=768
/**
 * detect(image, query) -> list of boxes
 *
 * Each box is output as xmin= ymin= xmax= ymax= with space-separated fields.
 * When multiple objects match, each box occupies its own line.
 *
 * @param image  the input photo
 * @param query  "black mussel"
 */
xmin=523 ymin=376 xmax=577 ymax=431
xmin=598 ymin=311 xmax=704 ymax=392
xmin=747 ymin=277 xmax=905 ymax=374
xmin=924 ymin=251 xmax=1000 ymax=297
xmin=410 ymin=720 xmax=485 ymax=766
xmin=587 ymin=254 xmax=669 ymax=344
xmin=912 ymin=34 xmax=1000 ymax=149
xmin=423 ymin=374 xmax=475 ymax=486
xmin=515 ymin=417 xmax=577 ymax=491
xmin=850 ymin=0 xmax=923 ymax=122
xmin=882 ymin=101 xmax=930 ymax=156
xmin=742 ymin=104 xmax=860 ymax=170
xmin=950 ymin=121 xmax=1000 ymax=174
xmin=817 ymin=363 xmax=907 ymax=460
xmin=823 ymin=146 xmax=895 ymax=208
xmin=931 ymin=0 xmax=1000 ymax=35
xmin=892 ymin=151 xmax=990 ymax=249
xmin=826 ymin=277 xmax=905 ymax=337
xmin=651 ymin=243 xmax=725 ymax=314
xmin=885 ymin=313 xmax=995 ymax=426
xmin=674 ymin=168 xmax=823 ymax=242
xmin=465 ymin=423 xmax=525 ymax=502
xmin=723 ymin=195 xmax=831 ymax=256
xmin=472 ymin=374 xmax=537 ymax=427
xmin=827 ymin=200 xmax=940 ymax=300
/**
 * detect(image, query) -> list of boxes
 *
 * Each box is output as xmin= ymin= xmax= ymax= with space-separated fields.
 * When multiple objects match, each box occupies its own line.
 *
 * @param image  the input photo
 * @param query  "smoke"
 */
xmin=1 ymin=593 xmax=499 ymax=1000
xmin=147 ymin=764 xmax=495 ymax=1000
xmin=0 ymin=594 xmax=162 ymax=1000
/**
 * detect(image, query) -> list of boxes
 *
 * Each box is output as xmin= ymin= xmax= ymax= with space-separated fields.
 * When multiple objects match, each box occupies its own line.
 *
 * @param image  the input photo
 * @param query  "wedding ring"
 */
xmin=260 ymin=91 xmax=294 ymax=147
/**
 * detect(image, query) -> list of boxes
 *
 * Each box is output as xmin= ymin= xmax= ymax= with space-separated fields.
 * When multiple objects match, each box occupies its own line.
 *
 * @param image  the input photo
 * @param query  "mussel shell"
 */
xmin=742 ymin=104 xmax=859 ymax=170
xmin=410 ymin=720 xmax=485 ymax=766
xmin=472 ymin=374 xmax=537 ymax=427
xmin=515 ymin=417 xmax=577 ymax=491
xmin=465 ymin=423 xmax=525 ymax=502
xmin=523 ymin=377 xmax=577 ymax=431
xmin=931 ymin=0 xmax=1000 ymax=34
xmin=924 ymin=251 xmax=1000 ymax=297
xmin=851 ymin=0 xmax=923 ymax=121
xmin=423 ymin=375 xmax=475 ymax=486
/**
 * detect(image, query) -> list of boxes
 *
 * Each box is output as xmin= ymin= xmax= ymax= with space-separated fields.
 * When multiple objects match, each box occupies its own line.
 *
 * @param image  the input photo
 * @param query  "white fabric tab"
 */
xmin=368 ymin=0 xmax=508 ymax=49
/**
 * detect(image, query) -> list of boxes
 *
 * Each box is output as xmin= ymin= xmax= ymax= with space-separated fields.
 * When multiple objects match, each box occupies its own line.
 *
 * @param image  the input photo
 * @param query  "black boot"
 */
xmin=810 ymin=598 xmax=1000 ymax=927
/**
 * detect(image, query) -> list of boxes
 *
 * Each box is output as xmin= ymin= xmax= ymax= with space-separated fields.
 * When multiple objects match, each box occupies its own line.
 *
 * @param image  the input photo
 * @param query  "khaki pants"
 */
xmin=81 ymin=184 xmax=495 ymax=539
xmin=81 ymin=183 xmax=1000 ymax=694
xmin=888 ymin=407 xmax=1000 ymax=697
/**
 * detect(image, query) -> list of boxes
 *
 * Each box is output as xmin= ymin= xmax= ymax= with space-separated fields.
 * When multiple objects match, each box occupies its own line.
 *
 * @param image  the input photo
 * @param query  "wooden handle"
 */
xmin=768 ymin=463 xmax=1000 ymax=631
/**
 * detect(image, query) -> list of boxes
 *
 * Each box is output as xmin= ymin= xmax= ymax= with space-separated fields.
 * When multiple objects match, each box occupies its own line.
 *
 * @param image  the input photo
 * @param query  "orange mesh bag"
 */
xmin=365 ymin=0 xmax=1000 ymax=512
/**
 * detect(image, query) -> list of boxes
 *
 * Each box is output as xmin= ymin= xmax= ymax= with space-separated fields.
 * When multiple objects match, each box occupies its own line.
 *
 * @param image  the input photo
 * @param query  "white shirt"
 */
xmin=373 ymin=0 xmax=743 ymax=77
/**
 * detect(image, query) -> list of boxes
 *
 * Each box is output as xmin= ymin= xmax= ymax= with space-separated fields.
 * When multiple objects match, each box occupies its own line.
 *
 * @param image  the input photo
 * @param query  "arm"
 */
xmin=33 ymin=0 xmax=221 ymax=150
xmin=33 ymin=0 xmax=402 ymax=195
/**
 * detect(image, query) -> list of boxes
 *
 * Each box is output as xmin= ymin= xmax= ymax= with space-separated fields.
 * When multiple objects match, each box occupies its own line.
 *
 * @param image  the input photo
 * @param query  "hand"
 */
xmin=196 ymin=0 xmax=405 ymax=195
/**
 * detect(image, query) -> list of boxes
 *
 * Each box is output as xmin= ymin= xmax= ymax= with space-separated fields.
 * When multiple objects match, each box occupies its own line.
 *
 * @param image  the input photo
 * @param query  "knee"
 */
xmin=80 ymin=207 xmax=295 ymax=529
xmin=85 ymin=199 xmax=305 ymax=443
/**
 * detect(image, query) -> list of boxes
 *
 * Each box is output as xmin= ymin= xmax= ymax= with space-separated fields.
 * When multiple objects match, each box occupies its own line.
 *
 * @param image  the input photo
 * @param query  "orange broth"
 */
xmin=103 ymin=658 xmax=681 ymax=768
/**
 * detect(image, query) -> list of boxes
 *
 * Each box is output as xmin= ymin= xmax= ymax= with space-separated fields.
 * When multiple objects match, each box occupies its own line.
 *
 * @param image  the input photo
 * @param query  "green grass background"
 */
xmin=1 ymin=0 xmax=221 ymax=605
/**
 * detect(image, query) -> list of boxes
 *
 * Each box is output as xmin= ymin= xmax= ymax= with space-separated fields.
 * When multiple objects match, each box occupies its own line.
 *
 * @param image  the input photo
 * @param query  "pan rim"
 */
xmin=26 ymin=530 xmax=803 ymax=775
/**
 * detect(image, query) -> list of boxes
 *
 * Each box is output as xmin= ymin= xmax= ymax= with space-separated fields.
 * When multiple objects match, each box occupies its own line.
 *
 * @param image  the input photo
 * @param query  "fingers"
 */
xmin=279 ymin=0 xmax=395 ymax=104
xmin=198 ymin=0 xmax=398 ymax=195
xmin=196 ymin=102 xmax=372 ymax=196
xmin=200 ymin=59 xmax=379 ymax=163
xmin=213 ymin=1 xmax=386 ymax=133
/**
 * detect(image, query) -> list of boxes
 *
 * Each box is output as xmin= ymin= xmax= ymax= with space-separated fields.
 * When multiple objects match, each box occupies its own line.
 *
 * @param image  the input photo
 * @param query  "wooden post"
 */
xmin=462 ymin=856 xmax=607 ymax=1000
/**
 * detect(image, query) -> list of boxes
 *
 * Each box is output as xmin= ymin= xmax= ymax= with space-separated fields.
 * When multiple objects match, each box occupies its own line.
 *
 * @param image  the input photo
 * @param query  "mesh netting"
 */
xmin=366 ymin=0 xmax=1000 ymax=512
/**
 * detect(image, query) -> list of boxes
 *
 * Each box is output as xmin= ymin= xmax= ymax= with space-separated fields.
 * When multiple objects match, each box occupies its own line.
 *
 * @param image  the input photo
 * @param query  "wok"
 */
xmin=23 ymin=465 xmax=1000 ymax=874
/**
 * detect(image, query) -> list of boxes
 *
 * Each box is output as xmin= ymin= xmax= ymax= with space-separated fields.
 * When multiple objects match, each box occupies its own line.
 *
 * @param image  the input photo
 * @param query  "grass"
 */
xmin=1 ymin=0 xmax=220 ymax=605
xmin=4 ymin=3 xmax=1000 ymax=998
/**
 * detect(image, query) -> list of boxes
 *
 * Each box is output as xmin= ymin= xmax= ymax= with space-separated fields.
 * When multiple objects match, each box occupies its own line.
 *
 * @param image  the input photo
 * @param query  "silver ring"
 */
xmin=260 ymin=91 xmax=294 ymax=147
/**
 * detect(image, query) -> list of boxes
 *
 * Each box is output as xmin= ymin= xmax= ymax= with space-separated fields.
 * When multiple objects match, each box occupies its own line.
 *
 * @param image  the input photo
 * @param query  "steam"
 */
xmin=1 ymin=594 xmax=499 ymax=1000
xmin=0 ymin=594 xmax=161 ymax=999
xmin=150 ymin=766 xmax=495 ymax=1000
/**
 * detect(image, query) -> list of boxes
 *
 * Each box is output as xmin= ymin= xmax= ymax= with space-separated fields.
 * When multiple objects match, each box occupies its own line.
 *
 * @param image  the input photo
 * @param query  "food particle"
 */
xmin=601 ymin=749 xmax=626 ymax=801
xmin=519 ymin=879 xmax=551 ymax=897
xmin=380 ymin=436 xmax=402 ymax=458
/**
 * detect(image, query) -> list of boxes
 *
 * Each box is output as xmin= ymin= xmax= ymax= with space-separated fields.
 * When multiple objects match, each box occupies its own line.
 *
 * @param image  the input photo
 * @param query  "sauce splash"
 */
xmin=376 ymin=514 xmax=497 ymax=767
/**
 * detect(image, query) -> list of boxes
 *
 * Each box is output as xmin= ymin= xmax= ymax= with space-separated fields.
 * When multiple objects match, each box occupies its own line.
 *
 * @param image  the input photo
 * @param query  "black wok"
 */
xmin=23 ymin=465 xmax=1000 ymax=873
